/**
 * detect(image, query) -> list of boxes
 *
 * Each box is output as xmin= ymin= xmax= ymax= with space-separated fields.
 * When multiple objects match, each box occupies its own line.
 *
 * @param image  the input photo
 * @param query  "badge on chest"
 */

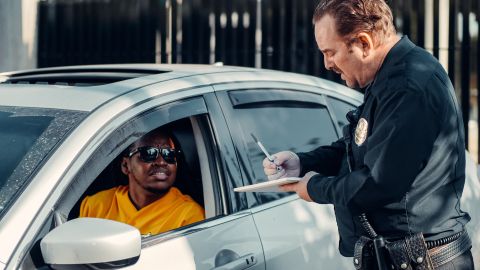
xmin=354 ymin=118 xmax=368 ymax=146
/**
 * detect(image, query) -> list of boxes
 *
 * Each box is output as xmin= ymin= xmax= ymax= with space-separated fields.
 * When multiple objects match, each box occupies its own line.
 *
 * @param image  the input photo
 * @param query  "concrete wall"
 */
xmin=0 ymin=0 xmax=37 ymax=73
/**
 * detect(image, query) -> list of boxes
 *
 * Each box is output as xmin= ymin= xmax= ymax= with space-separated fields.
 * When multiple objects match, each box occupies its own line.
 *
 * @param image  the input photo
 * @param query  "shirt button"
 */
xmin=417 ymin=257 xmax=424 ymax=263
xmin=401 ymin=263 xmax=408 ymax=269
xmin=354 ymin=258 xmax=359 ymax=265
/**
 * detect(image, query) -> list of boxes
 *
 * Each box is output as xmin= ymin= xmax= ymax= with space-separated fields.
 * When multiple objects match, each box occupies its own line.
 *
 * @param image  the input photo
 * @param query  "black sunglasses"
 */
xmin=128 ymin=146 xmax=179 ymax=164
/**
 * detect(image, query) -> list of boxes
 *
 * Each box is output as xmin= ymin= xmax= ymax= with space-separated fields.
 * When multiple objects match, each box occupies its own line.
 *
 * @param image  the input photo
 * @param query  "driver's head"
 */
xmin=122 ymin=128 xmax=178 ymax=197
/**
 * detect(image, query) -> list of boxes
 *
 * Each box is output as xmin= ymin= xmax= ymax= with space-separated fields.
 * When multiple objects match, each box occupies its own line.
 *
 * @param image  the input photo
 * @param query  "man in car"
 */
xmin=263 ymin=0 xmax=473 ymax=268
xmin=80 ymin=127 xmax=205 ymax=236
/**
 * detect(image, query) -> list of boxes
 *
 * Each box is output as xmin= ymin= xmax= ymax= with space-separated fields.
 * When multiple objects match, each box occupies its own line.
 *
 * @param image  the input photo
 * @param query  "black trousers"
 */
xmin=436 ymin=250 xmax=475 ymax=270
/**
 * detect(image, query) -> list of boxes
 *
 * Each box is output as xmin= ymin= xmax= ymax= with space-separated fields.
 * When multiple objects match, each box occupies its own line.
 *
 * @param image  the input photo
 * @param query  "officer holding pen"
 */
xmin=263 ymin=0 xmax=474 ymax=269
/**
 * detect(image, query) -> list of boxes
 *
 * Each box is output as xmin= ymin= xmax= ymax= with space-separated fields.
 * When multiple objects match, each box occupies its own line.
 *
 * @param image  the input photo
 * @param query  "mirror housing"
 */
xmin=41 ymin=218 xmax=141 ymax=266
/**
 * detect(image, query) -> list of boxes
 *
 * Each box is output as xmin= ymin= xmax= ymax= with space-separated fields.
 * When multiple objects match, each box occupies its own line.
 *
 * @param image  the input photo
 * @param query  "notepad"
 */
xmin=233 ymin=177 xmax=301 ymax=192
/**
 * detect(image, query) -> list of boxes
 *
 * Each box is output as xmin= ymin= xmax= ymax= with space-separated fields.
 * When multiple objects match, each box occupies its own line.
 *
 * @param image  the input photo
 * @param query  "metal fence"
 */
xmin=38 ymin=0 xmax=480 ymax=160
xmin=37 ymin=0 xmax=339 ymax=80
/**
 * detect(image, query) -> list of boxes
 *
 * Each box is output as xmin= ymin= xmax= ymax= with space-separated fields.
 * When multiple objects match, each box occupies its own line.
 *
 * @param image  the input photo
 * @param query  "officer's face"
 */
xmin=314 ymin=15 xmax=374 ymax=89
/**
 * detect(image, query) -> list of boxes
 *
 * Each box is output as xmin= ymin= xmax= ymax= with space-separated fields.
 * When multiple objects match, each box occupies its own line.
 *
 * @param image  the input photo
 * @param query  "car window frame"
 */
xmin=214 ymin=82 xmax=341 ymax=210
xmin=54 ymin=96 xmax=212 ymax=218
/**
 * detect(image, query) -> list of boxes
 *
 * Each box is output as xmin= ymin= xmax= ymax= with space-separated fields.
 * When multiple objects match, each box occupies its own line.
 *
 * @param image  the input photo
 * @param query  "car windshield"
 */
xmin=0 ymin=106 xmax=87 ymax=217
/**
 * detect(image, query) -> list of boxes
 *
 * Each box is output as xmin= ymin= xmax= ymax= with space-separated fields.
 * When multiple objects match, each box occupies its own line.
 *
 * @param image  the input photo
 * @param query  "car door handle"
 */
xmin=211 ymin=252 xmax=257 ymax=270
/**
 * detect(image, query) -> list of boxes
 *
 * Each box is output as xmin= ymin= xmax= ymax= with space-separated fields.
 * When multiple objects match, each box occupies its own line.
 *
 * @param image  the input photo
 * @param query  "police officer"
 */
xmin=263 ymin=0 xmax=474 ymax=268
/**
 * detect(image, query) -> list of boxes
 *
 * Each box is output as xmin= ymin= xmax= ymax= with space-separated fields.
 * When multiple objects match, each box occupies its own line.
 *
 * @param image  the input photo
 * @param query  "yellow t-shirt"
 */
xmin=79 ymin=186 xmax=205 ymax=235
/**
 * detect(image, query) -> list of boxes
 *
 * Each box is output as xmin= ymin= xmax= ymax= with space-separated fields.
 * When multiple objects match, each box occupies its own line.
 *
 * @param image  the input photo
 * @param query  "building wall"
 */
xmin=0 ymin=0 xmax=37 ymax=73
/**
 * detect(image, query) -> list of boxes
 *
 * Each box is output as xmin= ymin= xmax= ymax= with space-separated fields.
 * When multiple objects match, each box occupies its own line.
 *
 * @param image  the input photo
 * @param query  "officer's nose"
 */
xmin=323 ymin=54 xmax=334 ymax=70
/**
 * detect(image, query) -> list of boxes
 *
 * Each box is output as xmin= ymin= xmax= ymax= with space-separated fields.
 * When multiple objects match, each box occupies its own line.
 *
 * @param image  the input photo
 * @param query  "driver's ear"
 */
xmin=121 ymin=158 xmax=130 ymax=175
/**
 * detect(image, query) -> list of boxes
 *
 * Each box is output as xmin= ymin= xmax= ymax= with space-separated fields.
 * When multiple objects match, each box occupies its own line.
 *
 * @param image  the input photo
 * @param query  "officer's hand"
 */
xmin=263 ymin=151 xmax=301 ymax=180
xmin=279 ymin=171 xmax=317 ymax=202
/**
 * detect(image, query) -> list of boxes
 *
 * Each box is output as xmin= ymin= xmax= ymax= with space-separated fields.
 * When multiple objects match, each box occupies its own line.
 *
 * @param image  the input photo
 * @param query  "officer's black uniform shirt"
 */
xmin=298 ymin=36 xmax=471 ymax=257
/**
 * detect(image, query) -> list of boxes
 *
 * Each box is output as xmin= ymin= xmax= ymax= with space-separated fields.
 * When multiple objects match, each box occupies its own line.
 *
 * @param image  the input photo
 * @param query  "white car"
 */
xmin=0 ymin=64 xmax=477 ymax=269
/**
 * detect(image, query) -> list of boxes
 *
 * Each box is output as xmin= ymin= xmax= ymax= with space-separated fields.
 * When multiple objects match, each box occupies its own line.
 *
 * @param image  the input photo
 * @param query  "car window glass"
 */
xmin=77 ymin=120 xmax=206 ymax=237
xmin=71 ymin=118 xmax=206 ymax=216
xmin=328 ymin=97 xmax=356 ymax=129
xmin=231 ymin=100 xmax=338 ymax=205
xmin=61 ymin=110 xmax=218 ymax=240
xmin=0 ymin=106 xmax=86 ymax=218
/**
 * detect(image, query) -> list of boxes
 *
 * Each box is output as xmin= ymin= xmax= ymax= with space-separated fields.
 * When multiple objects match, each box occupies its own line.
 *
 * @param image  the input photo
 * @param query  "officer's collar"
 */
xmin=364 ymin=36 xmax=416 ymax=98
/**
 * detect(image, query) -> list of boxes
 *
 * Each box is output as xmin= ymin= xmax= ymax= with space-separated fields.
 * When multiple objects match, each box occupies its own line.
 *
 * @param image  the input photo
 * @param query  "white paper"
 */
xmin=233 ymin=177 xmax=301 ymax=192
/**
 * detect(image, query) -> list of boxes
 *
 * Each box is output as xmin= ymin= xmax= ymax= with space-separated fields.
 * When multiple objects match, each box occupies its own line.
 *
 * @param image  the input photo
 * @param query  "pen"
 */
xmin=250 ymin=133 xmax=282 ymax=172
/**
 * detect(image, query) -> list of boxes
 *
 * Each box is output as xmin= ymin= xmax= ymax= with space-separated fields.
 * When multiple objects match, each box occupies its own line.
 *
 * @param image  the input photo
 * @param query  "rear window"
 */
xmin=0 ymin=106 xmax=87 ymax=217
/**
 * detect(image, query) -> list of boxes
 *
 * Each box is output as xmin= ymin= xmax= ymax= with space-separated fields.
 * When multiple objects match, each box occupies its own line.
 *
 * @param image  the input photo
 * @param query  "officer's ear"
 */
xmin=355 ymin=32 xmax=374 ymax=57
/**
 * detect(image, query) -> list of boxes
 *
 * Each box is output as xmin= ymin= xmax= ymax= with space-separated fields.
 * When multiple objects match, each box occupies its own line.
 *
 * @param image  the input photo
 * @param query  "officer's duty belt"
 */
xmin=353 ymin=231 xmax=471 ymax=269
xmin=427 ymin=231 xmax=471 ymax=268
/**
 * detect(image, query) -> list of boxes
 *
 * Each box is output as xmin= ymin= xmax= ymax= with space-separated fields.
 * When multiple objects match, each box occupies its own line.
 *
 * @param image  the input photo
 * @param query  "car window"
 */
xmin=219 ymin=89 xmax=338 ymax=206
xmin=327 ymin=97 xmax=357 ymax=129
xmin=69 ymin=118 xmax=208 ymax=220
xmin=0 ymin=106 xmax=86 ymax=218
xmin=53 ymin=97 xmax=223 ymax=237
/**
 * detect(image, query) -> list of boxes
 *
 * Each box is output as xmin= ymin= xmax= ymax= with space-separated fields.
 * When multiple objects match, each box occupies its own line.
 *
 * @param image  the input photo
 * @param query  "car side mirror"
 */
xmin=41 ymin=218 xmax=141 ymax=269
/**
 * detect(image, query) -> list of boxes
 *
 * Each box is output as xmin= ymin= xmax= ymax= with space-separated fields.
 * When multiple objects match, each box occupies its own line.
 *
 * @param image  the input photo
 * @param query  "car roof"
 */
xmin=0 ymin=64 xmax=362 ymax=111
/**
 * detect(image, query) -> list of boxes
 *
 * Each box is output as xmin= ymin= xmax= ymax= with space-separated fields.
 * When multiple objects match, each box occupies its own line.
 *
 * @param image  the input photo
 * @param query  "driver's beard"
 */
xmin=145 ymin=186 xmax=171 ymax=196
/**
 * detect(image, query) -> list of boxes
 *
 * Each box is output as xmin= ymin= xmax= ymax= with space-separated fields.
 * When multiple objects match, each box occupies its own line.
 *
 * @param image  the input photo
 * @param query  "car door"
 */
xmin=120 ymin=93 xmax=265 ymax=270
xmin=12 ymin=88 xmax=265 ymax=270
xmin=214 ymin=81 xmax=353 ymax=269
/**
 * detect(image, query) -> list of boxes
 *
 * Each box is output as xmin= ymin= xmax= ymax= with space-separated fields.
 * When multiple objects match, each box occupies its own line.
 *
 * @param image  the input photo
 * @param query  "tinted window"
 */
xmin=0 ymin=106 xmax=86 ymax=217
xmin=328 ymin=97 xmax=356 ymax=129
xmin=231 ymin=101 xmax=338 ymax=204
